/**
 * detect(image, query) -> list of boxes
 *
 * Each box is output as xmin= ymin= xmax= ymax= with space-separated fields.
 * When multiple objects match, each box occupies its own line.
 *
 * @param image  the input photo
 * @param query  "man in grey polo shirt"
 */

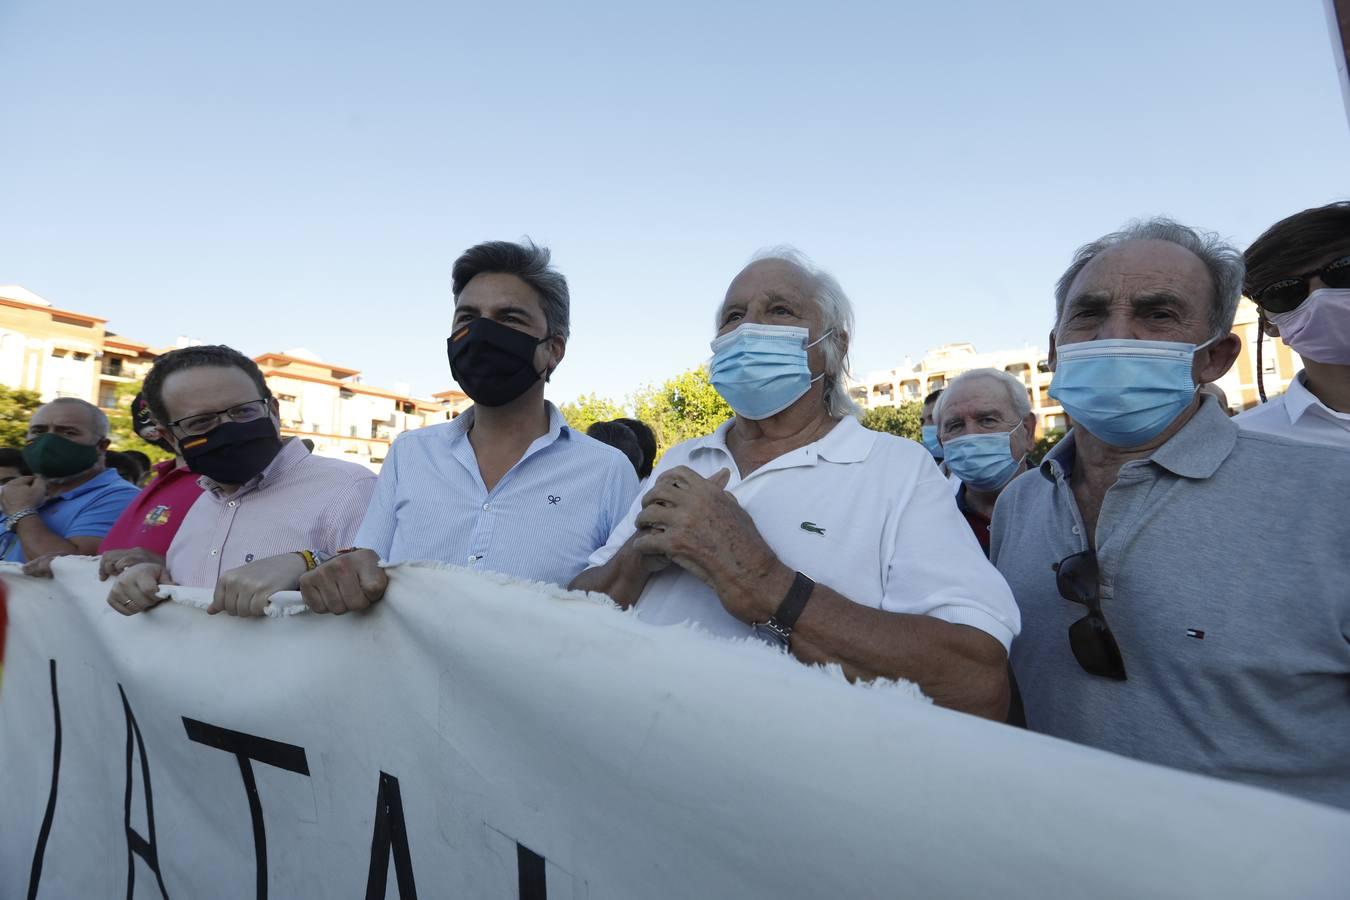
xmin=990 ymin=217 xmax=1350 ymax=810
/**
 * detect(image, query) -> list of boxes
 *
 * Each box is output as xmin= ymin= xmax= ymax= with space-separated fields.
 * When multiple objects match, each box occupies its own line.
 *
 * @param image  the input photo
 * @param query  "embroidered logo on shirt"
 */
xmin=245 ymin=553 xmax=255 ymax=563
xmin=1186 ymin=629 xmax=1205 ymax=640
xmin=143 ymin=505 xmax=172 ymax=527
xmin=547 ymin=495 xmax=561 ymax=505
xmin=800 ymin=521 xmax=826 ymax=536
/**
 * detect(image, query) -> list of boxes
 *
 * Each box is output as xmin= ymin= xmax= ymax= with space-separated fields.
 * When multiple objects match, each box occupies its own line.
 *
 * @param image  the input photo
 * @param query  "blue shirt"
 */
xmin=0 ymin=467 xmax=141 ymax=562
xmin=355 ymin=402 xmax=639 ymax=586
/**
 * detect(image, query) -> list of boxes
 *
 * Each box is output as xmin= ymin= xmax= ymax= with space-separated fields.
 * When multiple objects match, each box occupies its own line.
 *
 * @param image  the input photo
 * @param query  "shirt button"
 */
xmin=482 ymin=503 xmax=491 ymax=511
xmin=1071 ymin=526 xmax=1080 ymax=535
xmin=227 ymin=500 xmax=238 ymax=508
xmin=210 ymin=549 xmax=219 ymax=556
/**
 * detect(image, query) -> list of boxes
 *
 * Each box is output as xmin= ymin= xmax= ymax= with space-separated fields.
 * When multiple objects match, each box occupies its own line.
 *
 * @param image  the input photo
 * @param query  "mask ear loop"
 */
xmin=1190 ymin=332 xmax=1222 ymax=399
xmin=803 ymin=329 xmax=834 ymax=385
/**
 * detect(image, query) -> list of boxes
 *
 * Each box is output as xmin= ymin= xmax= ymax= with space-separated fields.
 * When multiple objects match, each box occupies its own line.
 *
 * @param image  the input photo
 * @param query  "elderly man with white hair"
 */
xmin=934 ymin=368 xmax=1038 ymax=555
xmin=573 ymin=249 xmax=1020 ymax=720
xmin=0 ymin=397 xmax=139 ymax=563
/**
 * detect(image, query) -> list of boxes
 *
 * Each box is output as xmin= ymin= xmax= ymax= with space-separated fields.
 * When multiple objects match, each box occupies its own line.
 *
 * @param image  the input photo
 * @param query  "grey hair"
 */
xmin=42 ymin=397 xmax=109 ymax=440
xmin=934 ymin=368 xmax=1032 ymax=426
xmin=1053 ymin=217 xmax=1245 ymax=338
xmin=732 ymin=245 xmax=862 ymax=418
xmin=452 ymin=238 xmax=571 ymax=339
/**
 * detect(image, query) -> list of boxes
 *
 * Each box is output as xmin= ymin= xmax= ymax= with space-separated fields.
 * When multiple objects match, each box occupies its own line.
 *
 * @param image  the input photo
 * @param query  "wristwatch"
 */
xmin=752 ymin=572 xmax=816 ymax=649
xmin=4 ymin=508 xmax=39 ymax=533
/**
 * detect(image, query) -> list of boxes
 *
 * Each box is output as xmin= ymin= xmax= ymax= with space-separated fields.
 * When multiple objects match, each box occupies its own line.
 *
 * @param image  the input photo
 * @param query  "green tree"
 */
xmin=632 ymin=366 xmax=733 ymax=459
xmin=860 ymin=402 xmax=923 ymax=442
xmin=1027 ymin=428 xmax=1066 ymax=467
xmin=0 ymin=385 xmax=42 ymax=448
xmin=559 ymin=392 xmax=628 ymax=435
xmin=106 ymin=381 xmax=173 ymax=463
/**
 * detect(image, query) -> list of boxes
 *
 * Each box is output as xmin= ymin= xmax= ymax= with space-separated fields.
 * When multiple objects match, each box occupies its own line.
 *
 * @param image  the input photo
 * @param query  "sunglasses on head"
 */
xmin=1252 ymin=255 xmax=1350 ymax=314
xmin=1053 ymin=549 xmax=1126 ymax=680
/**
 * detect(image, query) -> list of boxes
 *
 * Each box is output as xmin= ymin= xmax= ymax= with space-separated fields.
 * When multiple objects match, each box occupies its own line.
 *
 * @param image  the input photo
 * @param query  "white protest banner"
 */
xmin=2 ymin=558 xmax=1348 ymax=900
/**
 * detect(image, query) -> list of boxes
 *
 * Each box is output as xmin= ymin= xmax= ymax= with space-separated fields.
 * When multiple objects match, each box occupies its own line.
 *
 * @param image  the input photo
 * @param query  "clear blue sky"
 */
xmin=2 ymin=0 xmax=1346 ymax=406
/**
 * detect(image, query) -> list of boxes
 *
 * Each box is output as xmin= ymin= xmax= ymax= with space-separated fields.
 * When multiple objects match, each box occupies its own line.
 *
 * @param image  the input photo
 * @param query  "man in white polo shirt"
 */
xmin=572 ymin=248 xmax=1019 ymax=721
xmin=1236 ymin=202 xmax=1350 ymax=447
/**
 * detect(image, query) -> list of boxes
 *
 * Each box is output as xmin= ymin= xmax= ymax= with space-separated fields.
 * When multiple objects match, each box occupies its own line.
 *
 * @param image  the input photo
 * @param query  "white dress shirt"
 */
xmin=1235 ymin=371 xmax=1350 ymax=449
xmin=355 ymin=402 xmax=639 ymax=586
xmin=588 ymin=416 xmax=1021 ymax=651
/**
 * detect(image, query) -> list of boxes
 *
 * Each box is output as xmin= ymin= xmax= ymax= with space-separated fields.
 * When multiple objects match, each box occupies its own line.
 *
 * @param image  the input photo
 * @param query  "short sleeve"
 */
xmin=322 ymin=470 xmax=379 ymax=553
xmin=66 ymin=484 xmax=140 ymax=540
xmin=881 ymin=460 xmax=1021 ymax=653
xmin=353 ymin=438 xmax=400 ymax=559
xmin=585 ymin=441 xmax=693 ymax=570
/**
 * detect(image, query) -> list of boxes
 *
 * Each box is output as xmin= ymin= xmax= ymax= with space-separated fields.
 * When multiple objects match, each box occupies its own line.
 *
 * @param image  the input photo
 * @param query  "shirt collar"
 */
xmin=46 ymin=467 xmax=126 ymax=503
xmin=1147 ymin=394 xmax=1237 ymax=479
xmin=1282 ymin=370 xmax=1350 ymax=424
xmin=1039 ymin=394 xmax=1236 ymax=483
xmin=692 ymin=415 xmax=875 ymax=475
xmin=197 ymin=436 xmax=308 ymax=498
xmin=444 ymin=401 xmax=571 ymax=447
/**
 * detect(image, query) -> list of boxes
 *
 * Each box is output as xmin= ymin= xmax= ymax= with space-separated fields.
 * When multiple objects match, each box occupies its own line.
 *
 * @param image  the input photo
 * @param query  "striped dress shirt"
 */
xmin=354 ymin=402 xmax=639 ymax=586
xmin=166 ymin=439 xmax=377 ymax=588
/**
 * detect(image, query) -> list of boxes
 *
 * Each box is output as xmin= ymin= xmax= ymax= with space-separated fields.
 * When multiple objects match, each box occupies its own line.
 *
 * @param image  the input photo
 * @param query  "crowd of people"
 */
xmin=3 ymin=202 xmax=1347 ymax=812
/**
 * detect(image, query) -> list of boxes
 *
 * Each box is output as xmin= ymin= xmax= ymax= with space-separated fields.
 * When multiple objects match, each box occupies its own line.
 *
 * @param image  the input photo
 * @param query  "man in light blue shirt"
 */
xmin=0 ymin=398 xmax=140 ymax=562
xmin=301 ymin=240 xmax=637 ymax=613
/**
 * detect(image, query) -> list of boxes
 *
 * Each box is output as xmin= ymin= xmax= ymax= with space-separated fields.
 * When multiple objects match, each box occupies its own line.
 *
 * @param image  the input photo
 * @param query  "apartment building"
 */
xmin=0 ymin=284 xmax=160 ymax=409
xmin=850 ymin=299 xmax=1302 ymax=435
xmin=0 ymin=285 xmax=471 ymax=471
xmin=255 ymin=350 xmax=471 ymax=470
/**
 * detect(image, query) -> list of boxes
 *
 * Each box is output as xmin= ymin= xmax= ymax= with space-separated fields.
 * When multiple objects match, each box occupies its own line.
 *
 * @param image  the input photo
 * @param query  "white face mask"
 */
xmin=1267 ymin=289 xmax=1350 ymax=365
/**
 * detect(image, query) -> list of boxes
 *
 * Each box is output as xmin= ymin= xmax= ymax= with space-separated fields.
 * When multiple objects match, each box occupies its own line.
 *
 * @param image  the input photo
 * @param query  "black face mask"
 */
xmin=179 ymin=417 xmax=283 ymax=485
xmin=447 ymin=318 xmax=550 ymax=407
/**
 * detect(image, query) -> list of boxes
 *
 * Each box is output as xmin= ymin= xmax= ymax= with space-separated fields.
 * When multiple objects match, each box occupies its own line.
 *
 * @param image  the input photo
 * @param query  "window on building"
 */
xmin=98 ymin=385 xmax=118 ymax=409
xmin=50 ymin=348 xmax=67 ymax=358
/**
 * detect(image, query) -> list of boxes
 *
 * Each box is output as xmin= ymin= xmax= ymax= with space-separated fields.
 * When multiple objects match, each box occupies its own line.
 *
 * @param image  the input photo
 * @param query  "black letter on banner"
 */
xmin=25 ymin=660 xmax=62 ymax=900
xmin=517 ymin=844 xmax=547 ymax=900
xmin=121 ymin=686 xmax=171 ymax=899
xmin=364 ymin=772 xmax=418 ymax=899
xmin=182 ymin=718 xmax=310 ymax=900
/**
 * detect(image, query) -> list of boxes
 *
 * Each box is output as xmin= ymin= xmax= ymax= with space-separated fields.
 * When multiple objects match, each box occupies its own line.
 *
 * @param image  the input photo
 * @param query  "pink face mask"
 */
xmin=1267 ymin=289 xmax=1350 ymax=365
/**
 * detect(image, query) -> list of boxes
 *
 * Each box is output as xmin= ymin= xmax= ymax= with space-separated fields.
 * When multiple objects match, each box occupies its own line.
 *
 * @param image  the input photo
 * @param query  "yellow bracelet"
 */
xmin=293 ymin=549 xmax=318 ymax=571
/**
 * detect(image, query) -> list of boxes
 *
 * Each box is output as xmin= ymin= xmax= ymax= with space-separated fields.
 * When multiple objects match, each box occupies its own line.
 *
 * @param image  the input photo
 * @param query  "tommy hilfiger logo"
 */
xmin=800 ymin=522 xmax=826 ymax=536
xmin=547 ymin=495 xmax=561 ymax=505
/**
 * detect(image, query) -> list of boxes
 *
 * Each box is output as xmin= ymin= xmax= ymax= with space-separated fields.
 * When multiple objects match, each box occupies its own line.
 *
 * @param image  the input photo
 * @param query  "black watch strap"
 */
xmin=773 ymin=572 xmax=815 ymax=634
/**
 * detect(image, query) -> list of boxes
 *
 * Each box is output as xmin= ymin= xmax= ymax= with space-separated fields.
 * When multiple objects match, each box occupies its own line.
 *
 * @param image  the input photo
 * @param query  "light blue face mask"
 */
xmin=920 ymin=425 xmax=944 ymax=459
xmin=709 ymin=324 xmax=830 ymax=420
xmin=942 ymin=422 xmax=1026 ymax=492
xmin=1048 ymin=336 xmax=1216 ymax=448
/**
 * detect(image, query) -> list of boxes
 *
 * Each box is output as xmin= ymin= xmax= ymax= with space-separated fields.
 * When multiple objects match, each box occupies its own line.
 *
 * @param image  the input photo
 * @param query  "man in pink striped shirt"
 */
xmin=106 ymin=346 xmax=375 ymax=617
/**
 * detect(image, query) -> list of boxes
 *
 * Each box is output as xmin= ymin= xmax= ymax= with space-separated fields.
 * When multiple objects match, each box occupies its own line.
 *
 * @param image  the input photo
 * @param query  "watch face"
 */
xmin=753 ymin=622 xmax=790 ymax=649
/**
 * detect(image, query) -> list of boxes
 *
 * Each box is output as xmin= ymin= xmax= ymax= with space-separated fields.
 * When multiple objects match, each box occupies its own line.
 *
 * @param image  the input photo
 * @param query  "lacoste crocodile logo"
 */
xmin=800 ymin=521 xmax=826 ymax=536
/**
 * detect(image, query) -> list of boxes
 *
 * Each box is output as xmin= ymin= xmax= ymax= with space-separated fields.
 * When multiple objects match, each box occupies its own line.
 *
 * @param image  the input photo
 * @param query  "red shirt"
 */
xmin=99 ymin=460 xmax=205 ymax=556
xmin=955 ymin=483 xmax=992 ymax=557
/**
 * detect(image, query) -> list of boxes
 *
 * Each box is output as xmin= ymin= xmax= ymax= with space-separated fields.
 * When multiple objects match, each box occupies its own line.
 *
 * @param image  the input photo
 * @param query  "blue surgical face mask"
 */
xmin=921 ymin=425 xmax=944 ymax=459
xmin=1048 ymin=336 xmax=1216 ymax=448
xmin=943 ymin=422 xmax=1026 ymax=492
xmin=709 ymin=324 xmax=830 ymax=421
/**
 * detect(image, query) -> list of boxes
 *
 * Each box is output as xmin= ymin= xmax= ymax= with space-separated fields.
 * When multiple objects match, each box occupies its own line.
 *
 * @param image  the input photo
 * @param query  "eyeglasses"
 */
xmin=1053 ymin=550 xmax=1126 ymax=680
xmin=1252 ymin=255 xmax=1350 ymax=314
xmin=167 ymin=399 xmax=270 ymax=437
